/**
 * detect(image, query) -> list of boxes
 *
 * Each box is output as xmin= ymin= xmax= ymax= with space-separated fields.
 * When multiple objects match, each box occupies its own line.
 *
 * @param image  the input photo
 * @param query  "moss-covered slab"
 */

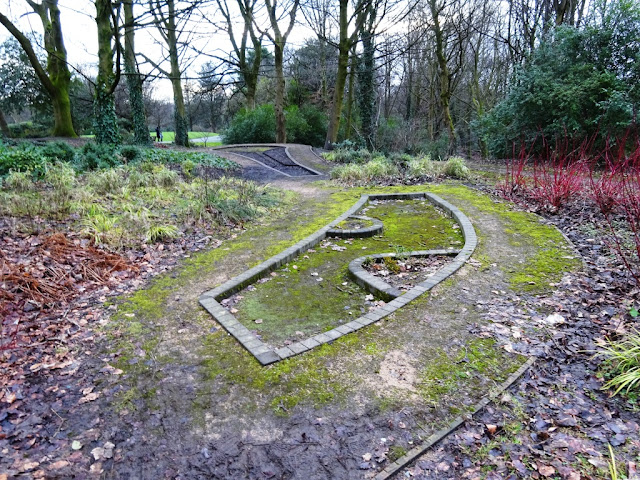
xmin=199 ymin=192 xmax=477 ymax=365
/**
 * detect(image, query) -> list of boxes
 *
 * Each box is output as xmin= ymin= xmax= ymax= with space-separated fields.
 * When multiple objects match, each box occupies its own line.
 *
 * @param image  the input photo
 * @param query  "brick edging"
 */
xmin=199 ymin=192 xmax=478 ymax=365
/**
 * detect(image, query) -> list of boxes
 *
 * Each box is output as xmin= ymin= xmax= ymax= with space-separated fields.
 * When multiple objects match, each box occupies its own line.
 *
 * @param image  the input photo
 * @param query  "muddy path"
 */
xmin=0 ymin=148 xmax=580 ymax=479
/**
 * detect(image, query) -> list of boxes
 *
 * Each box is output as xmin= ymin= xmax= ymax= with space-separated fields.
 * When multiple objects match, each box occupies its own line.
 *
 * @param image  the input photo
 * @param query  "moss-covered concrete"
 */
xmin=232 ymin=200 xmax=462 ymax=346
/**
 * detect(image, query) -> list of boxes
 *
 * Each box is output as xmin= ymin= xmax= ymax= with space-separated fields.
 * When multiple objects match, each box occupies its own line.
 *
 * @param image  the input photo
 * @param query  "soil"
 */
xmin=363 ymin=255 xmax=455 ymax=292
xmin=1 ymin=145 xmax=638 ymax=480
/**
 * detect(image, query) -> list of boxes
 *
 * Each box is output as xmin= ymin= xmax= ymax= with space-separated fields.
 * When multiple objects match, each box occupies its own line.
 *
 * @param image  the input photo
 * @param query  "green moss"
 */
xmin=388 ymin=445 xmax=408 ymax=462
xmin=198 ymin=329 xmax=373 ymax=415
xmin=233 ymin=199 xmax=462 ymax=345
xmin=101 ymin=182 xmax=575 ymax=420
xmin=417 ymin=338 xmax=519 ymax=403
xmin=427 ymin=185 xmax=581 ymax=294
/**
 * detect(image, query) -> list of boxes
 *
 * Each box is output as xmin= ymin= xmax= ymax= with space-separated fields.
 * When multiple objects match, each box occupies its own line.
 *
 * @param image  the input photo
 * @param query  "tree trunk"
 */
xmin=167 ymin=0 xmax=188 ymax=146
xmin=344 ymin=49 xmax=356 ymax=141
xmin=263 ymin=0 xmax=299 ymax=143
xmin=95 ymin=0 xmax=120 ymax=144
xmin=429 ymin=0 xmax=456 ymax=150
xmin=124 ymin=0 xmax=150 ymax=144
xmin=273 ymin=40 xmax=286 ymax=143
xmin=324 ymin=0 xmax=350 ymax=149
xmin=0 ymin=109 xmax=10 ymax=137
xmin=359 ymin=30 xmax=375 ymax=150
xmin=0 ymin=2 xmax=77 ymax=137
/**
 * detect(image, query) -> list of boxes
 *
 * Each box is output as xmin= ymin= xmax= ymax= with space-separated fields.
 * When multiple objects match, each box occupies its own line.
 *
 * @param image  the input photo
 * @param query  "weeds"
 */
xmin=328 ymin=148 xmax=470 ymax=184
xmin=145 ymin=224 xmax=179 ymax=243
xmin=598 ymin=331 xmax=640 ymax=396
xmin=3 ymin=170 xmax=34 ymax=192
xmin=442 ymin=156 xmax=470 ymax=179
xmin=406 ymin=155 xmax=436 ymax=179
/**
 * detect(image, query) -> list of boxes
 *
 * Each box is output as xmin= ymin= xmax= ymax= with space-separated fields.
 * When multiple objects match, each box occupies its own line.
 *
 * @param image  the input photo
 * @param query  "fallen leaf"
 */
xmin=79 ymin=392 xmax=100 ymax=404
xmin=486 ymin=424 xmax=498 ymax=435
xmin=538 ymin=464 xmax=555 ymax=477
xmin=91 ymin=447 xmax=105 ymax=460
xmin=50 ymin=460 xmax=69 ymax=470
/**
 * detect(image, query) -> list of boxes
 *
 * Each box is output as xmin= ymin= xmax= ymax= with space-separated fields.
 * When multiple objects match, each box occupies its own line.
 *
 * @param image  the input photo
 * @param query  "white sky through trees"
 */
xmin=0 ymin=0 xmax=320 ymax=101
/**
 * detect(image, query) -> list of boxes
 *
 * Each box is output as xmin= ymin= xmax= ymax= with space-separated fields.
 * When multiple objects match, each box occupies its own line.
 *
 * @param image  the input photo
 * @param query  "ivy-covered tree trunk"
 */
xmin=95 ymin=0 xmax=120 ymax=144
xmin=124 ymin=0 xmax=150 ymax=145
xmin=358 ymin=30 xmax=375 ymax=150
xmin=0 ymin=1 xmax=77 ymax=137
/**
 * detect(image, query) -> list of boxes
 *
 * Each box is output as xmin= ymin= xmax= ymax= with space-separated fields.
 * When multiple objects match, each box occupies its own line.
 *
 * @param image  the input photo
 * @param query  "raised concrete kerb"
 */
xmin=348 ymin=249 xmax=462 ymax=302
xmin=326 ymin=215 xmax=384 ymax=238
xmin=199 ymin=192 xmax=477 ymax=366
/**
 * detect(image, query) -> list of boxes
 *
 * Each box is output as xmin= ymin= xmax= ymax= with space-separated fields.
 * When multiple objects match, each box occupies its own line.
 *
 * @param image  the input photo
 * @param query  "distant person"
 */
xmin=156 ymin=126 xmax=163 ymax=142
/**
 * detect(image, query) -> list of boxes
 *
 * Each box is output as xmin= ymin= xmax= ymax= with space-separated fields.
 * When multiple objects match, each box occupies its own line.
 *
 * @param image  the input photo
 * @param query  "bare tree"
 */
xmin=144 ymin=0 xmax=199 ymax=146
xmin=259 ymin=0 xmax=300 ymax=143
xmin=213 ymin=0 xmax=264 ymax=110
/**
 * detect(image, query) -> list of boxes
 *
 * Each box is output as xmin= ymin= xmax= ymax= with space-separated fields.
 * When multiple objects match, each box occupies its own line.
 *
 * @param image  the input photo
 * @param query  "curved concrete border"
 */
xmin=209 ymin=145 xmax=323 ymax=177
xmin=348 ymin=249 xmax=461 ymax=301
xmin=283 ymin=146 xmax=324 ymax=176
xmin=326 ymin=215 xmax=384 ymax=238
xmin=199 ymin=192 xmax=477 ymax=365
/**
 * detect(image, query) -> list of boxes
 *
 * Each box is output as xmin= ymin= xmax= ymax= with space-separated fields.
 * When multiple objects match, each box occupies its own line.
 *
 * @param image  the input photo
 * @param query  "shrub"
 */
xmin=45 ymin=162 xmax=75 ymax=191
xmin=420 ymin=135 xmax=450 ymax=161
xmin=44 ymin=162 xmax=76 ymax=213
xmin=88 ymin=167 xmax=127 ymax=195
xmin=330 ymin=156 xmax=398 ymax=184
xmin=127 ymin=168 xmax=154 ymax=188
xmin=442 ymin=156 xmax=470 ymax=179
xmin=0 ymin=145 xmax=47 ymax=177
xmin=598 ymin=331 xmax=640 ymax=396
xmin=363 ymin=156 xmax=399 ymax=179
xmin=152 ymin=165 xmax=179 ymax=188
xmin=322 ymin=147 xmax=372 ymax=164
xmin=145 ymin=224 xmax=179 ymax=243
xmin=77 ymin=142 xmax=120 ymax=170
xmin=140 ymin=148 xmax=239 ymax=170
xmin=330 ymin=163 xmax=365 ymax=182
xmin=206 ymin=194 xmax=257 ymax=224
xmin=8 ymin=121 xmax=49 ymax=138
xmin=475 ymin=4 xmax=640 ymax=158
xmin=285 ymin=104 xmax=327 ymax=147
xmin=182 ymin=159 xmax=196 ymax=178
xmin=40 ymin=141 xmax=76 ymax=163
xmin=223 ymin=104 xmax=276 ymax=144
xmin=119 ymin=145 xmax=142 ymax=163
